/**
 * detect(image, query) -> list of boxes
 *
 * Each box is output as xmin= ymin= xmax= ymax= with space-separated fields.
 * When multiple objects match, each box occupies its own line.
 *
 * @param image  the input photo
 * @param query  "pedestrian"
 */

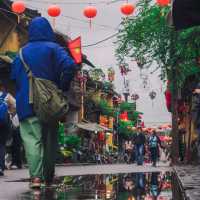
xmin=134 ymin=127 xmax=146 ymax=165
xmin=11 ymin=17 xmax=78 ymax=188
xmin=0 ymin=81 xmax=13 ymax=176
xmin=124 ymin=140 xmax=133 ymax=163
xmin=148 ymin=130 xmax=162 ymax=167
xmin=10 ymin=113 xmax=22 ymax=169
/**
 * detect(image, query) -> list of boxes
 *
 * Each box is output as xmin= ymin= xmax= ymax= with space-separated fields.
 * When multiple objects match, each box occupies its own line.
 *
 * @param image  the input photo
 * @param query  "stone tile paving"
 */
xmin=175 ymin=165 xmax=200 ymax=200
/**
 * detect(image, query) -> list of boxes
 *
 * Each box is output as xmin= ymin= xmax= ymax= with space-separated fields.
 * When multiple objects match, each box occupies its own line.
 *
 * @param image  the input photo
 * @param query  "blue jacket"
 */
xmin=11 ymin=17 xmax=77 ymax=121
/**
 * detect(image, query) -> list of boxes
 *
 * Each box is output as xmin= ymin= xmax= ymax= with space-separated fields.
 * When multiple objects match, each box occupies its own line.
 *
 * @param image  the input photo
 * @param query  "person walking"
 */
xmin=11 ymin=17 xmax=78 ymax=188
xmin=134 ymin=127 xmax=146 ymax=165
xmin=124 ymin=140 xmax=133 ymax=163
xmin=10 ymin=113 xmax=22 ymax=169
xmin=148 ymin=130 xmax=162 ymax=167
xmin=0 ymin=81 xmax=13 ymax=176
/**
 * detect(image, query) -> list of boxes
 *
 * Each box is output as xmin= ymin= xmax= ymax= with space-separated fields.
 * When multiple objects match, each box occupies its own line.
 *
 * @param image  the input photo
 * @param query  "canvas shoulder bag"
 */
xmin=19 ymin=49 xmax=69 ymax=123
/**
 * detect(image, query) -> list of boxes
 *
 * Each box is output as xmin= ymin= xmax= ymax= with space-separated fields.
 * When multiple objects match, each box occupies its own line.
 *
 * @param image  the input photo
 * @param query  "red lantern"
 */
xmin=119 ymin=111 xmax=128 ymax=121
xmin=48 ymin=5 xmax=61 ymax=29
xmin=83 ymin=6 xmax=97 ymax=28
xmin=48 ymin=5 xmax=61 ymax=17
xmin=165 ymin=89 xmax=171 ymax=112
xmin=156 ymin=0 xmax=171 ymax=7
xmin=120 ymin=3 xmax=135 ymax=16
xmin=12 ymin=1 xmax=26 ymax=14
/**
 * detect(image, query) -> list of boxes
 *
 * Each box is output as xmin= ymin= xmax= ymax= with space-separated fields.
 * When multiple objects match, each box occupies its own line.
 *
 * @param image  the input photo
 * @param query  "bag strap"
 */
xmin=19 ymin=49 xmax=34 ymax=104
xmin=19 ymin=49 xmax=32 ymax=76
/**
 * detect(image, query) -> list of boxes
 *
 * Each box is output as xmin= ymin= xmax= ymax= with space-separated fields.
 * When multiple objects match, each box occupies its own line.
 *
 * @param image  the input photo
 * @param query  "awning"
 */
xmin=76 ymin=122 xmax=111 ymax=132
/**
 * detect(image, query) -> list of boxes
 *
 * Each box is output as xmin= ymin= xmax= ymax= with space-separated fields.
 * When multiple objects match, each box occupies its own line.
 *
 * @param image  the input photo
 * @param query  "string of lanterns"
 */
xmin=11 ymin=0 xmax=171 ymax=26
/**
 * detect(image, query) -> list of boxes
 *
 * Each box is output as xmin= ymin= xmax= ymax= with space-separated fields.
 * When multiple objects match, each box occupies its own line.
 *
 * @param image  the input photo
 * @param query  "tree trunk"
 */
xmin=171 ymin=31 xmax=179 ymax=164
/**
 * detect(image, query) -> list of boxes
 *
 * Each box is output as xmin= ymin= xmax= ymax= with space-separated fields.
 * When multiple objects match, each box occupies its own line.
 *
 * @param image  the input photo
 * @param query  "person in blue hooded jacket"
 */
xmin=11 ymin=17 xmax=78 ymax=188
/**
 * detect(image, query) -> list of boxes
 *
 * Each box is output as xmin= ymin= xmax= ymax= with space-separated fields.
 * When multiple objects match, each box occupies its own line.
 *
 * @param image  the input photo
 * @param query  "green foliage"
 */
xmin=116 ymin=0 xmax=200 ymax=88
xmin=64 ymin=135 xmax=81 ymax=149
xmin=118 ymin=120 xmax=135 ymax=138
xmin=88 ymin=68 xmax=105 ymax=81
xmin=119 ymin=102 xmax=136 ymax=112
xmin=98 ymin=99 xmax=114 ymax=117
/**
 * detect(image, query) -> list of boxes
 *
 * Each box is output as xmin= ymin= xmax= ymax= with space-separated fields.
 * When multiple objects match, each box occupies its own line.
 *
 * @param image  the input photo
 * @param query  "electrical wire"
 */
xmin=82 ymin=33 xmax=118 ymax=48
xmin=24 ymin=0 xmax=126 ymax=5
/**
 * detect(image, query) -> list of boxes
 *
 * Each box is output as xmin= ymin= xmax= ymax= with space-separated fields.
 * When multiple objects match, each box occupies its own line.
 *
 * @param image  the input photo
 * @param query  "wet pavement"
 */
xmin=175 ymin=165 xmax=200 ymax=200
xmin=0 ymin=164 xmax=173 ymax=200
xmin=17 ymin=172 xmax=172 ymax=200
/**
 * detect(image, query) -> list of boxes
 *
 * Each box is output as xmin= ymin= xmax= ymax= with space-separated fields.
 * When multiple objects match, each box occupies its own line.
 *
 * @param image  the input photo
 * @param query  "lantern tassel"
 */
xmin=52 ymin=17 xmax=56 ymax=30
xmin=89 ymin=19 xmax=92 ymax=29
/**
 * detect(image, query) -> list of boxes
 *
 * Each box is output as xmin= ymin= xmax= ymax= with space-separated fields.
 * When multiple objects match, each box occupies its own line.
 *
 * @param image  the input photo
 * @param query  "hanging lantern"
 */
xmin=149 ymin=91 xmax=157 ymax=100
xmin=131 ymin=93 xmax=139 ymax=101
xmin=48 ymin=5 xmax=61 ymax=29
xmin=48 ymin=5 xmax=61 ymax=17
xmin=165 ymin=89 xmax=171 ymax=112
xmin=120 ymin=3 xmax=135 ymax=16
xmin=156 ymin=0 xmax=171 ymax=7
xmin=11 ymin=1 xmax=26 ymax=23
xmin=83 ymin=6 xmax=97 ymax=28
xmin=119 ymin=111 xmax=128 ymax=121
xmin=12 ymin=1 xmax=26 ymax=14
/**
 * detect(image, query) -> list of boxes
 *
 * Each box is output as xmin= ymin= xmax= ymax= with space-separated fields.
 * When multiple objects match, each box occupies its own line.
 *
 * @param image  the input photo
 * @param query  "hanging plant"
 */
xmin=149 ymin=90 xmax=157 ymax=100
xmin=116 ymin=0 xmax=200 ymax=88
xmin=107 ymin=67 xmax=115 ymax=82
xmin=89 ymin=68 xmax=105 ymax=81
xmin=131 ymin=93 xmax=140 ymax=101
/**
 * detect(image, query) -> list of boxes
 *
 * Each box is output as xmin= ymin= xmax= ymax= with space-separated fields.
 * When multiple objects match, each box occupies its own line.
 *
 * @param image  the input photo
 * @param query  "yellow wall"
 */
xmin=0 ymin=31 xmax=20 ymax=53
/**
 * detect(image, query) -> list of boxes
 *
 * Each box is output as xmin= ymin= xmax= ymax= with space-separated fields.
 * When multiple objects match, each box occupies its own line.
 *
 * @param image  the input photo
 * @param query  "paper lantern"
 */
xmin=120 ymin=3 xmax=135 ymax=16
xmin=48 ymin=5 xmax=61 ymax=17
xmin=156 ymin=0 xmax=171 ymax=7
xmin=119 ymin=111 xmax=128 ymax=121
xmin=83 ymin=6 xmax=97 ymax=28
xmin=48 ymin=5 xmax=61 ymax=29
xmin=165 ymin=89 xmax=171 ymax=112
xmin=12 ymin=1 xmax=26 ymax=14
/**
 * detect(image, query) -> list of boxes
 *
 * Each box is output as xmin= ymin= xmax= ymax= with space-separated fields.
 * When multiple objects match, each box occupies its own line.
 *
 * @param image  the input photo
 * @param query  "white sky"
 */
xmin=22 ymin=0 xmax=171 ymax=125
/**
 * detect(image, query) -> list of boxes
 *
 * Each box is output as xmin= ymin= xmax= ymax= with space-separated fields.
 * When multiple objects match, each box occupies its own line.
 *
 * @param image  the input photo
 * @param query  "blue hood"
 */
xmin=29 ymin=17 xmax=55 ymax=42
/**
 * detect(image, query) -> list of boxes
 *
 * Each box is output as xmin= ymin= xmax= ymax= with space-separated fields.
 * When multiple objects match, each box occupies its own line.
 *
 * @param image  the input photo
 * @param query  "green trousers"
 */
xmin=20 ymin=116 xmax=58 ymax=181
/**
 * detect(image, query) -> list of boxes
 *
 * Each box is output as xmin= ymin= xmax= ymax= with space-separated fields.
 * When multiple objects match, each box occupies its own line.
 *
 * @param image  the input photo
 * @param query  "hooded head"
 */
xmin=29 ymin=17 xmax=55 ymax=42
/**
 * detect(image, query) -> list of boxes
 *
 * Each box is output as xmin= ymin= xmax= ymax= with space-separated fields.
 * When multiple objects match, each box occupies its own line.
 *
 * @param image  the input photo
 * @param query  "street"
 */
xmin=0 ymin=163 xmax=171 ymax=200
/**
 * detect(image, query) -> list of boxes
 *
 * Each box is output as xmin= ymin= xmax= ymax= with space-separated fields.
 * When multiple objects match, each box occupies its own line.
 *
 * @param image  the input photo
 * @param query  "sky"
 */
xmin=22 ymin=0 xmax=171 ymax=126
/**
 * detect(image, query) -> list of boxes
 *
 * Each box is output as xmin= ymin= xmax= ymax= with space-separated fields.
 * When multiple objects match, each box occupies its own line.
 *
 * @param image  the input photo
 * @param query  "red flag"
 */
xmin=68 ymin=36 xmax=82 ymax=64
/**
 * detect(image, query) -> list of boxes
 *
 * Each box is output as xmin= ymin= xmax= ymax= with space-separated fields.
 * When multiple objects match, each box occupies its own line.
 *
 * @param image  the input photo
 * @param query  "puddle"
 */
xmin=18 ymin=172 xmax=173 ymax=200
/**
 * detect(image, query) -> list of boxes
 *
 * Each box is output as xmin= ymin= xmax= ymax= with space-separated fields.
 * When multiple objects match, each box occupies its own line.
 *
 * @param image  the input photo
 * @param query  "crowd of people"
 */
xmin=124 ymin=127 xmax=167 ymax=167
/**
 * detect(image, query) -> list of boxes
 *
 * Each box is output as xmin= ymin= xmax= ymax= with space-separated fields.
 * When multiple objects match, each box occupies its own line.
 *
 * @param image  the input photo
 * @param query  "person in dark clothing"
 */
xmin=148 ymin=131 xmax=162 ymax=167
xmin=0 ymin=81 xmax=11 ymax=176
xmin=10 ymin=121 xmax=22 ymax=169
xmin=134 ymin=127 xmax=146 ymax=165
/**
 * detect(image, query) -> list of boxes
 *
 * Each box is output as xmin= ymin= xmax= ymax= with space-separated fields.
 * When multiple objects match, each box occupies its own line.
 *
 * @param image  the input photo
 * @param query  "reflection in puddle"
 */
xmin=19 ymin=172 xmax=172 ymax=200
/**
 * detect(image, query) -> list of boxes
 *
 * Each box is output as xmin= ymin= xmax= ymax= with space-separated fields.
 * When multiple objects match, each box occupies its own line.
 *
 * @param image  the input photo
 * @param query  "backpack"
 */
xmin=0 ymin=93 xmax=9 ymax=125
xmin=149 ymin=135 xmax=158 ymax=148
xmin=19 ymin=49 xmax=69 ymax=123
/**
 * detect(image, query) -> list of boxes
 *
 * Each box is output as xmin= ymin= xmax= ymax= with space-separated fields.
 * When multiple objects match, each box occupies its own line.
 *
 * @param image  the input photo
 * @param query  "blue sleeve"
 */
xmin=54 ymin=45 xmax=78 ymax=91
xmin=10 ymin=56 xmax=19 ymax=81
